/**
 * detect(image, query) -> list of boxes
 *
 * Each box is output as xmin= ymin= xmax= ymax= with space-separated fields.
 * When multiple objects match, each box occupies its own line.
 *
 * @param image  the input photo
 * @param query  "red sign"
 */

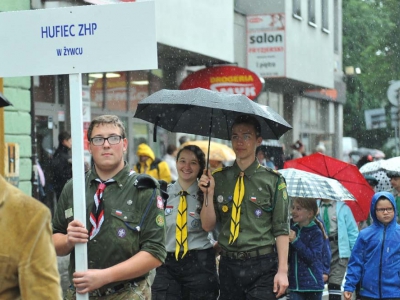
xmin=179 ymin=66 xmax=263 ymax=100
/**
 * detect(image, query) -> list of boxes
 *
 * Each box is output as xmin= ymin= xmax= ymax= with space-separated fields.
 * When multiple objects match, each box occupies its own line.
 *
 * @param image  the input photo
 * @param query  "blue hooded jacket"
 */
xmin=344 ymin=191 xmax=400 ymax=299
xmin=288 ymin=220 xmax=325 ymax=292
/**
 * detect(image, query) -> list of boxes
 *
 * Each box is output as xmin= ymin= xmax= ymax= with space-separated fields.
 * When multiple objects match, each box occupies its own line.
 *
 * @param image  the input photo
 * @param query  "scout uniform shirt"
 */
xmin=213 ymin=160 xmax=290 ymax=252
xmin=52 ymin=163 xmax=167 ymax=290
xmin=165 ymin=181 xmax=212 ymax=252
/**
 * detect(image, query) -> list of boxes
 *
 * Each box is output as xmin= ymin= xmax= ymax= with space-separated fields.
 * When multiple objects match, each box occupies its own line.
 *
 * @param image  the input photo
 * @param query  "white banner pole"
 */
xmin=69 ymin=73 xmax=89 ymax=300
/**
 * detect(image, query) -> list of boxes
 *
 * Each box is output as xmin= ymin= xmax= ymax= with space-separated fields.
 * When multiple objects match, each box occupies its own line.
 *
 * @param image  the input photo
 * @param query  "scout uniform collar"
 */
xmin=169 ymin=180 xmax=198 ymax=198
xmin=231 ymin=159 xmax=259 ymax=178
xmin=88 ymin=162 xmax=133 ymax=188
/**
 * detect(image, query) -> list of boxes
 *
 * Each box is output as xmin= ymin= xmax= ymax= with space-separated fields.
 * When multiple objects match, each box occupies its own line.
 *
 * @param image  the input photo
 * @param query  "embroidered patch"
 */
xmin=65 ymin=208 xmax=73 ymax=219
xmin=115 ymin=210 xmax=123 ymax=216
xmin=222 ymin=205 xmax=229 ymax=213
xmin=283 ymin=190 xmax=288 ymax=200
xmin=117 ymin=228 xmax=126 ymax=238
xmin=228 ymin=195 xmax=233 ymax=202
xmin=189 ymin=212 xmax=196 ymax=218
xmin=217 ymin=195 xmax=224 ymax=203
xmin=191 ymin=219 xmax=200 ymax=229
xmin=250 ymin=196 xmax=257 ymax=202
xmin=278 ymin=182 xmax=286 ymax=190
xmin=254 ymin=209 xmax=262 ymax=218
xmin=156 ymin=214 xmax=165 ymax=227
xmin=157 ymin=196 xmax=164 ymax=209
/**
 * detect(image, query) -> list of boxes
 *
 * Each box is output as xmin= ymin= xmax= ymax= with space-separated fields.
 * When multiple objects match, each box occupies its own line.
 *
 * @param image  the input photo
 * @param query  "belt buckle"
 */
xmin=237 ymin=251 xmax=248 ymax=260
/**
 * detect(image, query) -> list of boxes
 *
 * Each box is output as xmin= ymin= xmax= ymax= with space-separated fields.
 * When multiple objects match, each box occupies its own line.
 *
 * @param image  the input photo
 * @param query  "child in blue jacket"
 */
xmin=343 ymin=191 xmax=400 ymax=300
xmin=289 ymin=198 xmax=327 ymax=300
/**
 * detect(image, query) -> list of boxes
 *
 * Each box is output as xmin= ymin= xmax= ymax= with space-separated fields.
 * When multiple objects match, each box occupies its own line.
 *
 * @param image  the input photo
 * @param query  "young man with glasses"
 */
xmin=52 ymin=115 xmax=166 ymax=299
xmin=343 ymin=191 xmax=400 ymax=300
xmin=199 ymin=114 xmax=290 ymax=299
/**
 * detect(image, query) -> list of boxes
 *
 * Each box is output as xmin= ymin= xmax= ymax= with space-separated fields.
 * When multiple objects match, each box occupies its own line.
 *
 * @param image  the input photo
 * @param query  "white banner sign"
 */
xmin=246 ymin=14 xmax=285 ymax=78
xmin=0 ymin=2 xmax=157 ymax=77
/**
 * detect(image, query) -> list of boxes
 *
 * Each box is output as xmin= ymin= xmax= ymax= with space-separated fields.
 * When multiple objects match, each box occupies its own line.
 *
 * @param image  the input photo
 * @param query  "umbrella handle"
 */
xmin=153 ymin=116 xmax=160 ymax=142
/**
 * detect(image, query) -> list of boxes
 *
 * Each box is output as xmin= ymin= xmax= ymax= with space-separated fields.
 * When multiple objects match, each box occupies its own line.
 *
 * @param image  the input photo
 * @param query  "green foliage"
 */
xmin=343 ymin=0 xmax=400 ymax=151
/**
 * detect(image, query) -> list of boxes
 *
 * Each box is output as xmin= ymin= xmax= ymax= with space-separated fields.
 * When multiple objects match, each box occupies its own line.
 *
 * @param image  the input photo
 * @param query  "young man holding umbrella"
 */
xmin=199 ymin=114 xmax=290 ymax=299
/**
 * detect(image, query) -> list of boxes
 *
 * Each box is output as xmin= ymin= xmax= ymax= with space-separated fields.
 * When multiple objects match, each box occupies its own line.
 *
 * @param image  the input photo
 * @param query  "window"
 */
xmin=322 ymin=0 xmax=329 ymax=33
xmin=308 ymin=0 xmax=316 ymax=26
xmin=292 ymin=0 xmax=301 ymax=20
xmin=333 ymin=0 xmax=339 ymax=51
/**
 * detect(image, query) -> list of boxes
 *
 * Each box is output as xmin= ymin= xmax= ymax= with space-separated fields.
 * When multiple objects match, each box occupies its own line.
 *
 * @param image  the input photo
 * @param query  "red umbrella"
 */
xmin=284 ymin=153 xmax=374 ymax=222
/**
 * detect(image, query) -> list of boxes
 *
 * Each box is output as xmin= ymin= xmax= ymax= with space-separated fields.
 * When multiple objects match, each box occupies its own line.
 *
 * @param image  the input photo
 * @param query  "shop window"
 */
xmin=32 ymin=76 xmax=56 ymax=104
xmin=292 ymin=0 xmax=301 ymax=20
xmin=308 ymin=0 xmax=316 ymax=27
xmin=87 ymin=70 xmax=162 ymax=113
xmin=322 ymin=0 xmax=329 ymax=33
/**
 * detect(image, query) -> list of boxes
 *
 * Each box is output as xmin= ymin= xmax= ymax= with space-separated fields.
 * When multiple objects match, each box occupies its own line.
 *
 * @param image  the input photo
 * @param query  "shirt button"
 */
xmin=93 ymin=240 xmax=97 ymax=243
xmin=124 ymin=216 xmax=127 ymax=220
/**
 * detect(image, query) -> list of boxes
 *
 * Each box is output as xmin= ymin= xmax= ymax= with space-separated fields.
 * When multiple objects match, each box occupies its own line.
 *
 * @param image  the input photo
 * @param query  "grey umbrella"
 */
xmin=279 ymin=168 xmax=356 ymax=202
xmin=133 ymin=88 xmax=292 ymax=141
xmin=0 ymin=92 xmax=12 ymax=107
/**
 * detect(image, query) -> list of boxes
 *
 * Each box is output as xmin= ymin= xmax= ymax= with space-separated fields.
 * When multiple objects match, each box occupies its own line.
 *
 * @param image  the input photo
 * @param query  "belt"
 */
xmin=329 ymin=235 xmax=338 ymax=242
xmin=90 ymin=277 xmax=145 ymax=297
xmin=166 ymin=248 xmax=213 ymax=259
xmin=220 ymin=246 xmax=274 ymax=261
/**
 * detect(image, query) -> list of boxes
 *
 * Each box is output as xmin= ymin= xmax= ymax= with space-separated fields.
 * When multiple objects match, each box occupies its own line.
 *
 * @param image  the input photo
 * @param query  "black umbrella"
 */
xmin=134 ymin=88 xmax=292 ymax=141
xmin=0 ymin=92 xmax=12 ymax=108
xmin=134 ymin=88 xmax=292 ymax=205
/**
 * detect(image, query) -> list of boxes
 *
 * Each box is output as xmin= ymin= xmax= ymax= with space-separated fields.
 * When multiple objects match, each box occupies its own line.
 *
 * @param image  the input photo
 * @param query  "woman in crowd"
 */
xmin=152 ymin=145 xmax=219 ymax=299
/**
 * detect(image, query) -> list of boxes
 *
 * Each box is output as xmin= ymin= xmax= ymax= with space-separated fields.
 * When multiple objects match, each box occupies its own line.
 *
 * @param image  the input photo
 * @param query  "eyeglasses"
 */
xmin=90 ymin=135 xmax=123 ymax=146
xmin=376 ymin=207 xmax=394 ymax=213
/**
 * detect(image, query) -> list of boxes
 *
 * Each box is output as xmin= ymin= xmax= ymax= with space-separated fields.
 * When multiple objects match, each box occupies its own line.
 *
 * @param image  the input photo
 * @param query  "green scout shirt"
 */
xmin=213 ymin=160 xmax=289 ymax=252
xmin=52 ymin=163 xmax=167 ymax=286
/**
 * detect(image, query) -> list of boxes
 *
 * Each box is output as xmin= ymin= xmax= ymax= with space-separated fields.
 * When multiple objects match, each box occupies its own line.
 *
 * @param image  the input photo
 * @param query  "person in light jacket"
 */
xmin=343 ymin=191 xmax=400 ymax=300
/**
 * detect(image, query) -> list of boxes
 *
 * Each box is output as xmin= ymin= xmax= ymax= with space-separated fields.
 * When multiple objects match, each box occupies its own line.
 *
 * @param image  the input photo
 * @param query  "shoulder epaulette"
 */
xmin=211 ymin=165 xmax=230 ymax=175
xmin=258 ymin=164 xmax=282 ymax=176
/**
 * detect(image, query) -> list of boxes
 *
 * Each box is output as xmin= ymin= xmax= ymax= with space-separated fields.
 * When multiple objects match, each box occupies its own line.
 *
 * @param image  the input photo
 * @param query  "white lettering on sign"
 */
xmin=210 ymin=83 xmax=256 ymax=97
xmin=41 ymin=23 xmax=98 ymax=38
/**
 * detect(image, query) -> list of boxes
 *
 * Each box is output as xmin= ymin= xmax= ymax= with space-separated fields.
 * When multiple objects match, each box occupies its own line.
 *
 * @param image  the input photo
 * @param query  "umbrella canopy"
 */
xmin=359 ymin=159 xmax=386 ymax=174
xmin=365 ymin=171 xmax=391 ymax=192
xmin=279 ymin=168 xmax=356 ymax=202
xmin=181 ymin=140 xmax=235 ymax=162
xmin=0 ymin=92 xmax=12 ymax=107
xmin=284 ymin=153 xmax=374 ymax=222
xmin=134 ymin=88 xmax=292 ymax=141
xmin=381 ymin=156 xmax=400 ymax=174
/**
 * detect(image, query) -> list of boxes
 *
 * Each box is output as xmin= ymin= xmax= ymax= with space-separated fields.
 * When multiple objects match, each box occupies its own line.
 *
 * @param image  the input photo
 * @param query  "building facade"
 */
xmin=0 ymin=0 xmax=344 ymax=197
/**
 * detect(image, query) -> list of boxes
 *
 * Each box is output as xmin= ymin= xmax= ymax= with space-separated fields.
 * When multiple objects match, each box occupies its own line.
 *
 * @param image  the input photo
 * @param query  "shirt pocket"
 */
xmin=247 ymin=189 xmax=273 ymax=212
xmin=110 ymin=209 xmax=140 ymax=230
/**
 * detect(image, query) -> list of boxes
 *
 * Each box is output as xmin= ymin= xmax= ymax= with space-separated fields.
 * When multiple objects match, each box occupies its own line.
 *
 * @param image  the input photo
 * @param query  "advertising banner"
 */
xmin=246 ymin=14 xmax=285 ymax=78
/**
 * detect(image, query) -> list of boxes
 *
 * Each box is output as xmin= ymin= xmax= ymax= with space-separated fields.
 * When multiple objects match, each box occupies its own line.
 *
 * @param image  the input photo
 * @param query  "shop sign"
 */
xmin=0 ymin=2 xmax=156 ymax=77
xmin=179 ymin=66 xmax=263 ymax=100
xmin=246 ymin=14 xmax=285 ymax=78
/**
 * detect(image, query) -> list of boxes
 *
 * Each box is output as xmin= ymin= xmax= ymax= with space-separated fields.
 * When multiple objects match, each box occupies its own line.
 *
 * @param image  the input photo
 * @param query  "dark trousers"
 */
xmin=290 ymin=291 xmax=322 ymax=300
xmin=218 ymin=253 xmax=278 ymax=300
xmin=151 ymin=248 xmax=219 ymax=300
